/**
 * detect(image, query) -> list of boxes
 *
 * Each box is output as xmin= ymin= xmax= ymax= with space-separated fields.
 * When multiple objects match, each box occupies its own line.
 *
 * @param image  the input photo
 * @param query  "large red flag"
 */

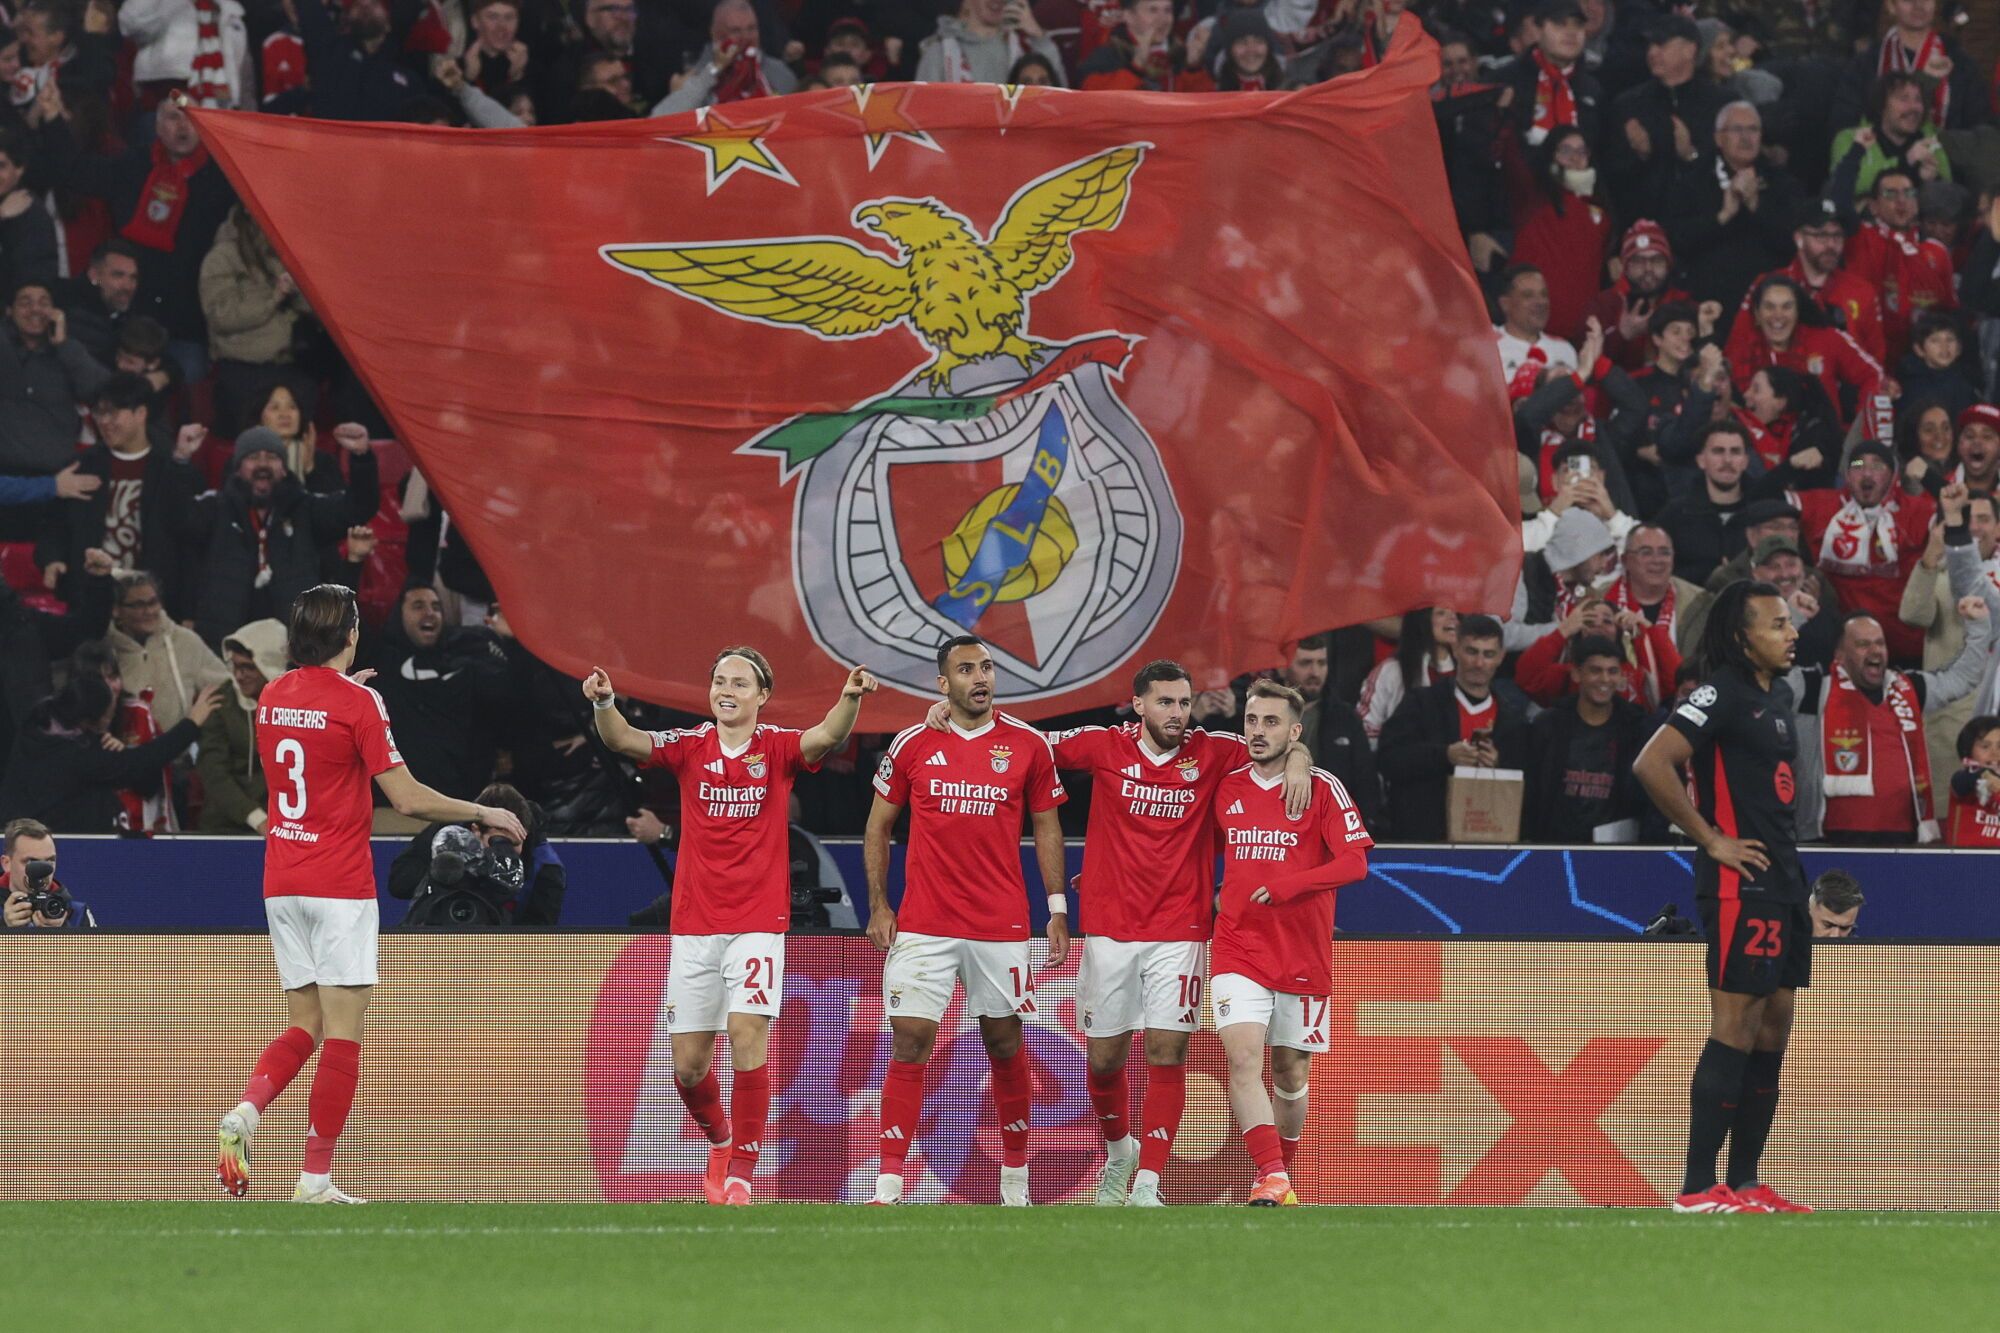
xmin=191 ymin=25 xmax=1518 ymax=729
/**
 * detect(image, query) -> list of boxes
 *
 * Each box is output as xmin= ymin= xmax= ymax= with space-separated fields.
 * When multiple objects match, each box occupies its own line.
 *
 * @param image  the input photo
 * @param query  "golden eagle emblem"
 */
xmin=602 ymin=145 xmax=1144 ymax=389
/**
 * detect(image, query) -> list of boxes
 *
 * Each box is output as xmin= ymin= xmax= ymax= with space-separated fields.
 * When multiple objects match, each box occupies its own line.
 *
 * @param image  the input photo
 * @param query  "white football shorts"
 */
xmin=882 ymin=932 xmax=1035 ymax=1022
xmin=266 ymin=896 xmax=379 ymax=990
xmin=665 ymin=932 xmax=785 ymax=1033
xmin=1077 ymin=938 xmax=1205 ymax=1038
xmin=1209 ymin=972 xmax=1330 ymax=1053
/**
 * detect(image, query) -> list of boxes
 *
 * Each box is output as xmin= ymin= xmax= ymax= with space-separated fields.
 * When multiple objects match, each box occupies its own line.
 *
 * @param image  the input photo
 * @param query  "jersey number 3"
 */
xmin=274 ymin=738 xmax=308 ymax=821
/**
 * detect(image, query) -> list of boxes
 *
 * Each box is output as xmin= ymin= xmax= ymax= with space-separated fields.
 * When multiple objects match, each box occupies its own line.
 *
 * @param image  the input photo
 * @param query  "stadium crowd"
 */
xmin=5 ymin=0 xmax=2000 ymax=868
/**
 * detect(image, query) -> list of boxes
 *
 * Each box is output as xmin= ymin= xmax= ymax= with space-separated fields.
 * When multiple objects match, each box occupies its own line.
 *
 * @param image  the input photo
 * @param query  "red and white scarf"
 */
xmin=1880 ymin=27 xmax=1949 ymax=127
xmin=187 ymin=0 xmax=231 ymax=108
xmin=713 ymin=50 xmax=774 ymax=103
xmin=1815 ymin=495 xmax=1902 ymax=579
xmin=120 ymin=140 xmax=211 ymax=253
xmin=1821 ymin=662 xmax=1938 ymax=841
xmin=1731 ymin=406 xmax=1793 ymax=471
xmin=1527 ymin=49 xmax=1575 ymax=146
xmin=1606 ymin=574 xmax=1676 ymax=639
xmin=113 ymin=692 xmax=179 ymax=836
xmin=1870 ymin=217 xmax=1926 ymax=260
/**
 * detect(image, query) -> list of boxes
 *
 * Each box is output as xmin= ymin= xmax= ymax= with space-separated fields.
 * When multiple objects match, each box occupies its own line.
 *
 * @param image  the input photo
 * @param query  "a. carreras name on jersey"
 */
xmin=1228 ymin=826 xmax=1301 ymax=861
xmin=1119 ymin=778 xmax=1198 ymax=819
xmin=259 ymin=706 xmax=329 ymax=729
xmin=697 ymin=781 xmax=768 ymax=818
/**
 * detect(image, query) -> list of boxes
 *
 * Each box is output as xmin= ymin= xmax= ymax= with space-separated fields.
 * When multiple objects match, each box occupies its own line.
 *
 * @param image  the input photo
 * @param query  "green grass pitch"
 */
xmin=10 ymin=1203 xmax=1995 ymax=1332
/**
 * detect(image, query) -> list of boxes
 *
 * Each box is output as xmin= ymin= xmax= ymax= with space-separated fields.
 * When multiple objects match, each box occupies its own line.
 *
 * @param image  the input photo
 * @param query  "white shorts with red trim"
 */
xmin=882 ymin=932 xmax=1034 ymax=1022
xmin=265 ymin=896 xmax=379 ymax=990
xmin=665 ymin=932 xmax=785 ymax=1033
xmin=1077 ymin=938 xmax=1205 ymax=1037
xmin=1209 ymin=972 xmax=1329 ymax=1053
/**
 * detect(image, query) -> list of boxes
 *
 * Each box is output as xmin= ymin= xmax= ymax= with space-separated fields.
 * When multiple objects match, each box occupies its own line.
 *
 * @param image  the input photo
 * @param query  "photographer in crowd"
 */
xmin=387 ymin=782 xmax=565 ymax=927
xmin=0 ymin=818 xmax=96 ymax=930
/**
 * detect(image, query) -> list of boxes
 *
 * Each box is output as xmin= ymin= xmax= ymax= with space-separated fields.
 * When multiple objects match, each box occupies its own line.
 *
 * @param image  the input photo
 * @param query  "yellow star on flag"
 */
xmin=840 ymin=84 xmax=941 ymax=170
xmin=664 ymin=108 xmax=797 ymax=195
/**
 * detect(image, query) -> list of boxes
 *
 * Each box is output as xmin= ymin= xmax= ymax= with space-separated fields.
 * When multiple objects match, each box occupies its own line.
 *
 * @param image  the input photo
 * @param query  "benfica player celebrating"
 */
xmin=587 ymin=648 xmax=877 ymax=1204
xmin=960 ymin=661 xmax=1311 ymax=1207
xmin=1211 ymin=680 xmax=1373 ymax=1206
xmin=216 ymin=586 xmax=526 ymax=1203
xmin=866 ymin=635 xmax=1068 ymax=1206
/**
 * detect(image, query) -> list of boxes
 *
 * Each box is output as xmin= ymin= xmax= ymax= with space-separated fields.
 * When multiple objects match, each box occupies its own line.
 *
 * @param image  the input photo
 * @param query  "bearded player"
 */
xmin=587 ymin=648 xmax=877 ymax=1204
xmin=932 ymin=661 xmax=1313 ymax=1205
xmin=216 ymin=585 xmax=527 ymax=1203
xmin=1211 ymin=680 xmax=1373 ymax=1206
xmin=866 ymin=635 xmax=1069 ymax=1206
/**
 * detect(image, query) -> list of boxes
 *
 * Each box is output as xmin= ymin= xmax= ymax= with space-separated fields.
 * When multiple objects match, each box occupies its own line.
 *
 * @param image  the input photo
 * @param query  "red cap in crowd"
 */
xmin=1621 ymin=220 xmax=1672 ymax=264
xmin=1957 ymin=404 xmax=2000 ymax=434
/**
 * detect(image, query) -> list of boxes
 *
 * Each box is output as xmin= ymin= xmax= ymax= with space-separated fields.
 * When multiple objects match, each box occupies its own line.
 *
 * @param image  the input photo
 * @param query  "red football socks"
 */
xmin=676 ymin=1068 xmax=731 ymax=1146
xmin=1243 ymin=1123 xmax=1286 ymax=1180
xmin=301 ymin=1038 xmax=360 ymax=1175
xmin=990 ymin=1049 xmax=1033 ymax=1169
xmin=879 ymin=1059 xmax=926 ymax=1177
xmin=1087 ymin=1065 xmax=1130 ymax=1144
xmin=242 ymin=1026 xmax=316 ymax=1112
xmin=1137 ymin=1063 xmax=1186 ymax=1175
xmin=727 ymin=1065 xmax=771 ymax=1182
xmin=1280 ymin=1134 xmax=1300 ymax=1171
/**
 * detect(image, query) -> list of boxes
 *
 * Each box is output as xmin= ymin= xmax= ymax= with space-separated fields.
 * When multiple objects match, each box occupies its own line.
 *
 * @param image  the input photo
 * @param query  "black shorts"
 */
xmin=1698 ymin=896 xmax=1811 ymax=996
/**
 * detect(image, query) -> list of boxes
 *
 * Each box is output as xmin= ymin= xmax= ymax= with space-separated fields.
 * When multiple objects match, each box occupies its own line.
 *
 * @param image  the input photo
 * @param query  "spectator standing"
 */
xmin=1503 ymin=124 xmax=1613 ymax=342
xmin=1209 ymin=11 xmax=1281 ymax=92
xmin=0 ymin=127 xmax=58 ymax=298
xmin=199 ymin=204 xmax=312 ymax=436
xmin=104 ymin=564 xmax=231 ymax=735
xmin=459 ymin=0 xmax=530 ymax=99
xmin=1899 ymin=486 xmax=1999 ymax=784
xmin=1495 ymin=0 xmax=1601 ymax=151
xmin=1653 ymin=421 xmax=1754 ymax=583
xmin=1663 ymin=100 xmax=1800 ymax=320
xmin=36 ymin=91 xmax=236 ymax=383
xmin=369 ymin=583 xmax=513 ymax=802
xmin=1948 ymin=404 xmax=2000 ymax=494
xmin=1582 ymin=219 xmax=1689 ymax=369
xmin=1727 ymin=274 xmax=1883 ymax=431
xmin=1493 ymin=264 xmax=1579 ymax=379
xmin=1894 ymin=311 xmax=1979 ymax=426
xmin=293 ymin=0 xmax=417 ymax=121
xmin=1796 ymin=442 xmax=1937 ymax=666
xmin=651 ymin=0 xmax=797 ymax=115
xmin=1834 ymin=0 xmax=1989 ymax=134
xmin=38 ymin=374 xmax=203 ymax=613
xmin=1523 ymin=633 xmax=1648 ymax=840
xmin=1735 ymin=365 xmax=1840 ymax=491
xmin=58 ymin=241 xmax=142 ymax=370
xmin=0 ymin=280 xmax=110 ymax=478
xmin=1378 ymin=614 xmax=1529 ymax=842
xmin=1078 ymin=0 xmax=1208 ymax=92
xmin=1602 ymin=16 xmax=1726 ymax=224
xmin=180 ymin=425 xmax=379 ymax=647
xmin=1356 ymin=607 xmax=1456 ymax=747
xmin=119 ymin=0 xmax=251 ymax=109
xmin=0 ymin=669 xmax=219 ymax=832
xmin=196 ymin=616 xmax=283 ymax=834
xmin=1828 ymin=74 xmax=1951 ymax=201
xmin=916 ymin=0 xmax=1063 ymax=86
xmin=1834 ymin=166 xmax=1956 ymax=366
xmin=1726 ymin=198 xmax=1885 ymax=369
xmin=546 ymin=0 xmax=681 ymax=119
xmin=1790 ymin=601 xmax=1991 ymax=845
xmin=1604 ymin=521 xmax=1701 ymax=641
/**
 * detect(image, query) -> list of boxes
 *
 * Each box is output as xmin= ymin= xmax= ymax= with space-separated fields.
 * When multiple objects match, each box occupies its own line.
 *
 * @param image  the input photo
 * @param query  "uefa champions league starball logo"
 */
xmin=603 ymin=147 xmax=1182 ymax=700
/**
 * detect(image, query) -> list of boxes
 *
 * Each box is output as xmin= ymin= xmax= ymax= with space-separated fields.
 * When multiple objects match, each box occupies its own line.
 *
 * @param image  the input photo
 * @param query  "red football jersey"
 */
xmin=257 ymin=666 xmax=403 ymax=900
xmin=1051 ymin=723 xmax=1249 ymax=941
xmin=1211 ymin=765 xmax=1373 ymax=996
xmin=642 ymin=722 xmax=816 ymax=935
xmin=874 ymin=713 xmax=1066 ymax=941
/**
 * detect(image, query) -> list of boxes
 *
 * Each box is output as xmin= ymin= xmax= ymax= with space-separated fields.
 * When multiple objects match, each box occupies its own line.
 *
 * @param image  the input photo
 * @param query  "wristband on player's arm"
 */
xmin=1046 ymin=894 xmax=1068 ymax=917
xmin=592 ymin=695 xmax=615 ymax=711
